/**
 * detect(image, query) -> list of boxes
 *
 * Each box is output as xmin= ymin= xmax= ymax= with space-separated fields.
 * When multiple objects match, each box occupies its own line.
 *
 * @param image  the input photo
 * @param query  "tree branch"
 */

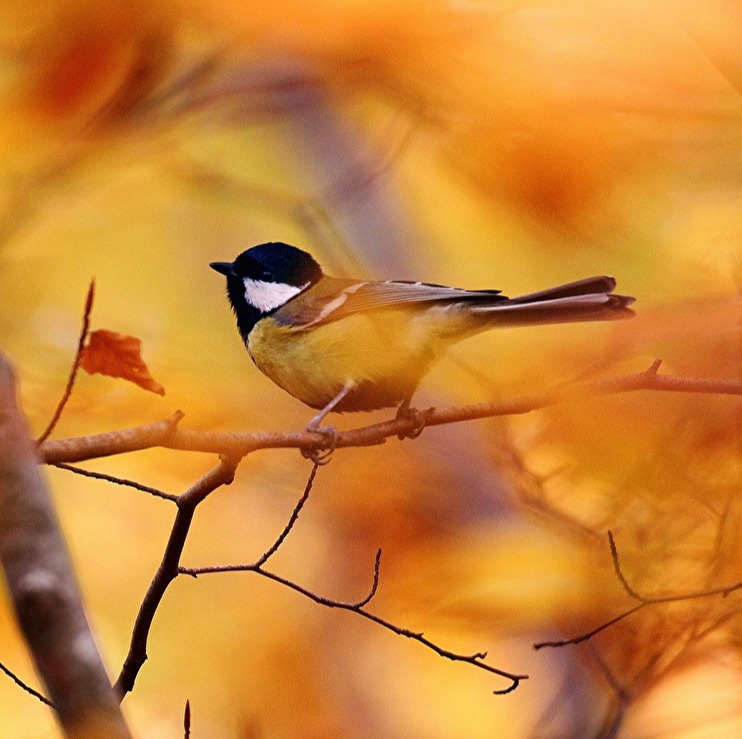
xmin=36 ymin=279 xmax=95 ymax=444
xmin=0 ymin=353 xmax=131 ymax=737
xmin=255 ymin=461 xmax=319 ymax=567
xmin=53 ymin=462 xmax=178 ymax=503
xmin=534 ymin=530 xmax=742 ymax=650
xmin=0 ymin=659 xmax=53 ymax=708
xmin=38 ymin=362 xmax=742 ymax=465
xmin=180 ymin=551 xmax=527 ymax=695
xmin=113 ymin=457 xmax=238 ymax=698
xmin=27 ymin=360 xmax=742 ymax=701
xmin=41 ymin=411 xmax=185 ymax=464
xmin=178 ymin=466 xmax=526 ymax=695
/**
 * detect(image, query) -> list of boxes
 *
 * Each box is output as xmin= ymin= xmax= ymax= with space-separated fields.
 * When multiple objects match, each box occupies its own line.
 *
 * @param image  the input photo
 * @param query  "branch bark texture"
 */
xmin=114 ymin=458 xmax=237 ymax=698
xmin=38 ymin=364 xmax=742 ymax=464
xmin=0 ymin=355 xmax=131 ymax=738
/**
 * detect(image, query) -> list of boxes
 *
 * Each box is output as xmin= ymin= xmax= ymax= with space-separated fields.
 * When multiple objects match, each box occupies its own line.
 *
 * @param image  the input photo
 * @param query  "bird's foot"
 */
xmin=302 ymin=423 xmax=339 ymax=465
xmin=395 ymin=405 xmax=435 ymax=441
xmin=300 ymin=384 xmax=354 ymax=464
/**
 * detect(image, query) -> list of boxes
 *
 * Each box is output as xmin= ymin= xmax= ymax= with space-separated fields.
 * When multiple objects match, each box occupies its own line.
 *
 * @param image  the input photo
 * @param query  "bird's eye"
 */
xmin=260 ymin=270 xmax=273 ymax=281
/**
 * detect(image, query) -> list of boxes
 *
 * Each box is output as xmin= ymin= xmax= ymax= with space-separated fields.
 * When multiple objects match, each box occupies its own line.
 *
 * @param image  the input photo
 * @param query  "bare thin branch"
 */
xmin=0 ymin=660 xmax=53 ymax=708
xmin=351 ymin=549 xmax=382 ymax=609
xmin=534 ymin=530 xmax=742 ymax=650
xmin=256 ymin=462 xmax=319 ymax=567
xmin=180 ymin=550 xmax=526 ymax=695
xmin=53 ymin=462 xmax=178 ymax=502
xmin=608 ymin=530 xmax=742 ymax=604
xmin=533 ymin=603 xmax=648 ymax=649
xmin=39 ymin=364 xmax=742 ymax=465
xmin=36 ymin=279 xmax=95 ymax=444
xmin=608 ymin=531 xmax=646 ymax=602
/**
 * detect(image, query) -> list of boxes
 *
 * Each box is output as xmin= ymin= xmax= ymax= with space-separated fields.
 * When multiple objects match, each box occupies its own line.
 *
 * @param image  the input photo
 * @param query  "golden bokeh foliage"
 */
xmin=0 ymin=1 xmax=741 ymax=737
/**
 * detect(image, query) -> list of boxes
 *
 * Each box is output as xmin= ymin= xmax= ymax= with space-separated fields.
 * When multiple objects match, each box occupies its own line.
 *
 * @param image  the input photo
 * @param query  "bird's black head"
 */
xmin=210 ymin=242 xmax=323 ymax=343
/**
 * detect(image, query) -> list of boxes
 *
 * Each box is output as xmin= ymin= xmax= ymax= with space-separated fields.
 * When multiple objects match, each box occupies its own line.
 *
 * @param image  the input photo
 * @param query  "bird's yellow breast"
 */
xmin=247 ymin=309 xmax=448 ymax=411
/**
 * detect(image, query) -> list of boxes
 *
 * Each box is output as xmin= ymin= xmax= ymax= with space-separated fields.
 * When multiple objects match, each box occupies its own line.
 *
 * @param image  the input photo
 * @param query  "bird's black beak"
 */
xmin=210 ymin=261 xmax=234 ymax=277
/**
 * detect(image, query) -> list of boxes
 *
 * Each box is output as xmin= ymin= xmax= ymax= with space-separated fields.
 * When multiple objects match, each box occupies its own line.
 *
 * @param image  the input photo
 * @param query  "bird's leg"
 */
xmin=302 ymin=382 xmax=354 ymax=464
xmin=395 ymin=392 xmax=435 ymax=440
xmin=307 ymin=382 xmax=354 ymax=429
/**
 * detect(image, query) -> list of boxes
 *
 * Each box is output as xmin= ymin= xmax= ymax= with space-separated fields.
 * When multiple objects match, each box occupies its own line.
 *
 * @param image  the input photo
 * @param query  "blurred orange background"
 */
xmin=0 ymin=1 xmax=741 ymax=736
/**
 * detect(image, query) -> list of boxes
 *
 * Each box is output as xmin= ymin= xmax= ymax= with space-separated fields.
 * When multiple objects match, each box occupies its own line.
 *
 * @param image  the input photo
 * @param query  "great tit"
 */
xmin=210 ymin=242 xmax=634 ymax=430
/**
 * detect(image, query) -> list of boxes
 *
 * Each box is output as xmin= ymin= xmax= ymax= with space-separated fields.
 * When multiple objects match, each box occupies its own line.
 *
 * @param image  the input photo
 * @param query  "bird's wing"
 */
xmin=275 ymin=274 xmax=632 ymax=328
xmin=336 ymin=280 xmax=507 ymax=310
xmin=276 ymin=278 xmax=507 ymax=328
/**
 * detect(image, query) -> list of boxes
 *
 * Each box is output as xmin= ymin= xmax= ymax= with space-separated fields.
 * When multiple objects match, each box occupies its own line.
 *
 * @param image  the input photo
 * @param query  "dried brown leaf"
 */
xmin=80 ymin=329 xmax=165 ymax=395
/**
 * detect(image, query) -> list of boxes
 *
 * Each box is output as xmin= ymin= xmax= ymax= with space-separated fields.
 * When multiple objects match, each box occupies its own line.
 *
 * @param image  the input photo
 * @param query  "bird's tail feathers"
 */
xmin=472 ymin=276 xmax=635 ymax=326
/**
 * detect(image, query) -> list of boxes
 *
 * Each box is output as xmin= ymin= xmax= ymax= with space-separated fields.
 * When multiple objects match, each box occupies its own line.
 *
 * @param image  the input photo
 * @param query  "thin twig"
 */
xmin=180 ymin=548 xmax=525 ymax=694
xmin=607 ymin=530 xmax=742 ymax=603
xmin=39 ymin=363 xmax=742 ymax=465
xmin=255 ymin=462 xmax=319 ymax=567
xmin=0 ymin=660 xmax=53 ymax=708
xmin=36 ymin=279 xmax=95 ymax=444
xmin=608 ymin=531 xmax=645 ymax=602
xmin=534 ymin=530 xmax=742 ymax=650
xmin=53 ymin=462 xmax=178 ymax=503
xmin=351 ymin=549 xmax=382 ymax=609
xmin=533 ymin=603 xmax=648 ymax=649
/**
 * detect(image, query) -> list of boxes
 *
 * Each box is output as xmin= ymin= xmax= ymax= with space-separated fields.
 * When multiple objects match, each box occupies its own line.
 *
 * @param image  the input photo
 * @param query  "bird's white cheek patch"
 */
xmin=243 ymin=279 xmax=308 ymax=312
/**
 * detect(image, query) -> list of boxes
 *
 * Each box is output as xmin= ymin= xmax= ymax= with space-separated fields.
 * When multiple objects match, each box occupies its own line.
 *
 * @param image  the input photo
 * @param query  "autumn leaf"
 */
xmin=79 ymin=329 xmax=165 ymax=395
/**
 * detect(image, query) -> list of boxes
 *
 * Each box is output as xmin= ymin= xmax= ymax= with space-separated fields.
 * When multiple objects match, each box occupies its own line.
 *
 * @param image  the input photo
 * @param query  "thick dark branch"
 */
xmin=0 ymin=354 xmax=131 ymax=737
xmin=39 ymin=364 xmax=742 ymax=464
xmin=180 ymin=547 xmax=526 ymax=695
xmin=114 ymin=458 xmax=237 ymax=698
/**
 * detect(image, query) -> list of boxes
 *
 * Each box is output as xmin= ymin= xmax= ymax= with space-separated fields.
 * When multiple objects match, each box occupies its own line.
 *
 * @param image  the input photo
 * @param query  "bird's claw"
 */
xmin=302 ymin=424 xmax=339 ymax=465
xmin=396 ymin=405 xmax=435 ymax=440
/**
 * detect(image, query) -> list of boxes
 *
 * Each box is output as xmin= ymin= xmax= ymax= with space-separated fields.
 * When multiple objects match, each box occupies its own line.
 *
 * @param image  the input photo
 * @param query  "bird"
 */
xmin=210 ymin=242 xmax=634 ymax=439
